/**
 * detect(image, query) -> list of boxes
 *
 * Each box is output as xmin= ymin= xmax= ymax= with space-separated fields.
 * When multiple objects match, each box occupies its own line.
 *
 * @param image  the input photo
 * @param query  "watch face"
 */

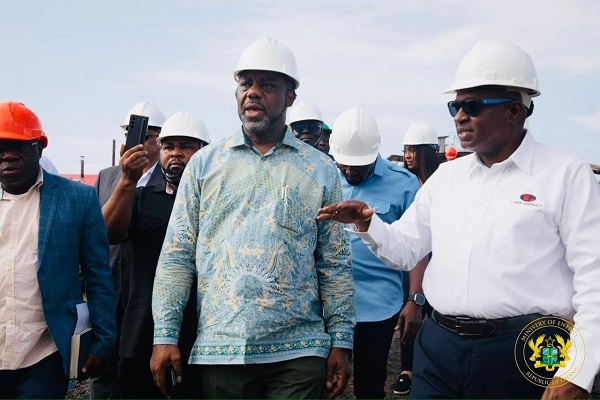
xmin=410 ymin=294 xmax=425 ymax=306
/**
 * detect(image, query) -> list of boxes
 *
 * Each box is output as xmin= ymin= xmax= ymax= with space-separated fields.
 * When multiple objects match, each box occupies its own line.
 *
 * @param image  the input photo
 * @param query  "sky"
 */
xmin=1 ymin=0 xmax=599 ymax=175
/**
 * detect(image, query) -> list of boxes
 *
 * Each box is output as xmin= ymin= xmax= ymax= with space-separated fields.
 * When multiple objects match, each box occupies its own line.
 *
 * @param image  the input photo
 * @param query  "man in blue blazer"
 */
xmin=0 ymin=101 xmax=115 ymax=398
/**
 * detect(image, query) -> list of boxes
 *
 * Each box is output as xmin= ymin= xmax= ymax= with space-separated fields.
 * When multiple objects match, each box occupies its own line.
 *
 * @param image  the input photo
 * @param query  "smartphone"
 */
xmin=124 ymin=114 xmax=149 ymax=151
xmin=165 ymin=365 xmax=178 ymax=394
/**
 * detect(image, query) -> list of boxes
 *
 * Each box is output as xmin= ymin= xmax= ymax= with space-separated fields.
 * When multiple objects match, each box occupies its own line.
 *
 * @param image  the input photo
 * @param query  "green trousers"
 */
xmin=200 ymin=356 xmax=326 ymax=399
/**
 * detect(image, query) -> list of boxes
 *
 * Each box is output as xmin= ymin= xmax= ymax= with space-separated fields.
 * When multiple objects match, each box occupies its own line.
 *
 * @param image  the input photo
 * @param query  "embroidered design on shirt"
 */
xmin=520 ymin=194 xmax=537 ymax=202
xmin=511 ymin=193 xmax=542 ymax=207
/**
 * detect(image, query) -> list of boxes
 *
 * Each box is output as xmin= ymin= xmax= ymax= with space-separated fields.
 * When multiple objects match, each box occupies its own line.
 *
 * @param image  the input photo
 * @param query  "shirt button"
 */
xmin=7 ymin=320 xmax=14 ymax=324
xmin=7 ymin=292 xmax=14 ymax=297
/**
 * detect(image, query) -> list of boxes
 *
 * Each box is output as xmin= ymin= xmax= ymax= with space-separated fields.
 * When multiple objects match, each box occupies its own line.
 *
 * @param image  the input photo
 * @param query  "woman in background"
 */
xmin=393 ymin=122 xmax=440 ymax=396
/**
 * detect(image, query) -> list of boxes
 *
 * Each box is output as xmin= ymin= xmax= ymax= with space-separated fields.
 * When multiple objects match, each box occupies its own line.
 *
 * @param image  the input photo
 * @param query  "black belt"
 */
xmin=431 ymin=310 xmax=542 ymax=336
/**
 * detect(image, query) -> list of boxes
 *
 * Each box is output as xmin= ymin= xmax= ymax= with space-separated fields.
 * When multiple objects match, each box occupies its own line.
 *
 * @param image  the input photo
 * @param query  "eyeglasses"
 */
xmin=447 ymin=98 xmax=514 ymax=117
xmin=0 ymin=141 xmax=38 ymax=155
xmin=291 ymin=121 xmax=322 ymax=134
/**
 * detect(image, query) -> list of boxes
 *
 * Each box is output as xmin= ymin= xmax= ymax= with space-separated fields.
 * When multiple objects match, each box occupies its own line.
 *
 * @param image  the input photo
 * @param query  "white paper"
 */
xmin=74 ymin=303 xmax=91 ymax=335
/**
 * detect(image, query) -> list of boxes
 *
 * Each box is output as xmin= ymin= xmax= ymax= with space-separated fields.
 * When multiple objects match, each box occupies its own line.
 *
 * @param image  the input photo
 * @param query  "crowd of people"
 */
xmin=1 ymin=36 xmax=599 ymax=400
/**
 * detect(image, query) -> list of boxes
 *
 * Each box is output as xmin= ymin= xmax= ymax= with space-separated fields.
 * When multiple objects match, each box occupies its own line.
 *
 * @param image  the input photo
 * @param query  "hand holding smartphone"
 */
xmin=124 ymin=114 xmax=149 ymax=151
xmin=165 ymin=365 xmax=178 ymax=395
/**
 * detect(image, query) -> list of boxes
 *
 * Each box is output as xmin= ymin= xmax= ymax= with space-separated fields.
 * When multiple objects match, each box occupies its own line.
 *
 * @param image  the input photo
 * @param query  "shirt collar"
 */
xmin=507 ymin=130 xmax=535 ymax=174
xmin=464 ymin=130 xmax=535 ymax=175
xmin=371 ymin=154 xmax=385 ymax=177
xmin=226 ymin=126 xmax=301 ymax=152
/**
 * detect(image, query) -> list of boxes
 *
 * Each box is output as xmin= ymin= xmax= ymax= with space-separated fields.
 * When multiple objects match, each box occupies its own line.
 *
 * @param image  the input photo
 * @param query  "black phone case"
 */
xmin=124 ymin=114 xmax=149 ymax=151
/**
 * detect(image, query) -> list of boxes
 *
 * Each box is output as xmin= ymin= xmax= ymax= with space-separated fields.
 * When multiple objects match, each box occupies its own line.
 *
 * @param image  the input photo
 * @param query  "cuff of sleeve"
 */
xmin=330 ymin=331 xmax=354 ymax=350
xmin=349 ymin=213 xmax=384 ymax=243
xmin=153 ymin=327 xmax=180 ymax=346
xmin=556 ymin=355 xmax=599 ymax=392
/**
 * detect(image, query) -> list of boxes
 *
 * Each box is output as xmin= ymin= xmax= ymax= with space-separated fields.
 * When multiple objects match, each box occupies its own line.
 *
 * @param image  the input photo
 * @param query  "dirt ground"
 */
xmin=66 ymin=331 xmax=600 ymax=399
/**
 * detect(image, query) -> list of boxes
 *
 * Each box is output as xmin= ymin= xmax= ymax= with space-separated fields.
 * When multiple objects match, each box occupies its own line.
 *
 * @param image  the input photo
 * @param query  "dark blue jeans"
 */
xmin=0 ymin=352 xmax=69 ymax=399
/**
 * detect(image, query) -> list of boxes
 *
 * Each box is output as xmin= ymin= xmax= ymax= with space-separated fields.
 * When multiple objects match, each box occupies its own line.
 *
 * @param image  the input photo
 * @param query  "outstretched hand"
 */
xmin=317 ymin=200 xmax=375 ymax=230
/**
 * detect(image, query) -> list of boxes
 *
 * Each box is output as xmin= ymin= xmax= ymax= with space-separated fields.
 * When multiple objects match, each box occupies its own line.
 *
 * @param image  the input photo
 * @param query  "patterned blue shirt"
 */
xmin=341 ymin=155 xmax=419 ymax=322
xmin=152 ymin=128 xmax=355 ymax=364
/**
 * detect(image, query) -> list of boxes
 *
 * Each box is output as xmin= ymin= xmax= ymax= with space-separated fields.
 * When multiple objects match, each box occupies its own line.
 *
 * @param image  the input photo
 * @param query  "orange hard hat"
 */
xmin=0 ymin=102 xmax=48 ymax=148
xmin=445 ymin=146 xmax=458 ymax=160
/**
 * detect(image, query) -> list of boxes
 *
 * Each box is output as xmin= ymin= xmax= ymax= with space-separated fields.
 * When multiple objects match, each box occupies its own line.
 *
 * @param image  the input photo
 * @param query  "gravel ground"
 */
xmin=66 ymin=332 xmax=600 ymax=399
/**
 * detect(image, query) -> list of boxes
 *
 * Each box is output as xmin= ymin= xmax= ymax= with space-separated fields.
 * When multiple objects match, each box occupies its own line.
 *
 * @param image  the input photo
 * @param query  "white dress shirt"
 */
xmin=1 ymin=171 xmax=58 ymax=370
xmin=136 ymin=161 xmax=157 ymax=188
xmin=356 ymin=132 xmax=600 ymax=391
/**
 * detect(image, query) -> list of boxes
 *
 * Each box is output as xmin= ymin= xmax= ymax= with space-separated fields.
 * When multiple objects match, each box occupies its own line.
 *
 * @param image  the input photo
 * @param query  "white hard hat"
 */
xmin=120 ymin=102 xmax=166 ymax=129
xmin=403 ymin=122 xmax=439 ymax=150
xmin=330 ymin=107 xmax=380 ymax=166
xmin=287 ymin=101 xmax=323 ymax=124
xmin=444 ymin=40 xmax=540 ymax=108
xmin=157 ymin=111 xmax=210 ymax=145
xmin=234 ymin=37 xmax=300 ymax=89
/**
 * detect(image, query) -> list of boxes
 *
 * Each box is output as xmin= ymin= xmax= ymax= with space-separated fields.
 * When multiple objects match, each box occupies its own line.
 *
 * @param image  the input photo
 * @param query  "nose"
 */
xmin=453 ymin=106 xmax=469 ymax=123
xmin=345 ymin=167 xmax=358 ymax=176
xmin=247 ymin=81 xmax=264 ymax=98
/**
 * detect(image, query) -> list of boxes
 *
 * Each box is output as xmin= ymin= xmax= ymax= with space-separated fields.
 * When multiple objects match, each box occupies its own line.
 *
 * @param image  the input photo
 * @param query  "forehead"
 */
xmin=0 ymin=139 xmax=36 ymax=146
xmin=237 ymin=70 xmax=286 ymax=83
xmin=160 ymin=136 xmax=197 ymax=143
xmin=455 ymin=85 xmax=511 ymax=100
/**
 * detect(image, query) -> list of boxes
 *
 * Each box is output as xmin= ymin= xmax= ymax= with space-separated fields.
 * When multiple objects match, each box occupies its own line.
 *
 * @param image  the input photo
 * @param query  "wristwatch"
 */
xmin=407 ymin=294 xmax=426 ymax=306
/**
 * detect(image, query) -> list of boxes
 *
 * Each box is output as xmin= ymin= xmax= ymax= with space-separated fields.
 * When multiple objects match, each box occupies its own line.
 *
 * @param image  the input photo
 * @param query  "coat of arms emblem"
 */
xmin=528 ymin=334 xmax=571 ymax=371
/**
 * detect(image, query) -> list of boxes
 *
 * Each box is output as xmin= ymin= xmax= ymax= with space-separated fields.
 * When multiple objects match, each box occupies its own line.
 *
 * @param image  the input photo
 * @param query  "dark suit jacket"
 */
xmin=120 ymin=167 xmax=198 ymax=361
xmin=37 ymin=170 xmax=116 ymax=377
xmin=94 ymin=165 xmax=133 ymax=306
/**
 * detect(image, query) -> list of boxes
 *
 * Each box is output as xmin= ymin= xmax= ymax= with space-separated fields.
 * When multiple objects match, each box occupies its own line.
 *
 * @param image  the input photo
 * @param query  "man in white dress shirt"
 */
xmin=318 ymin=40 xmax=600 ymax=399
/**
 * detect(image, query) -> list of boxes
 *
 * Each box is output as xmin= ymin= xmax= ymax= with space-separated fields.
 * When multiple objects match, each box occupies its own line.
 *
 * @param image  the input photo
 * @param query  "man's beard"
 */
xmin=239 ymin=104 xmax=286 ymax=135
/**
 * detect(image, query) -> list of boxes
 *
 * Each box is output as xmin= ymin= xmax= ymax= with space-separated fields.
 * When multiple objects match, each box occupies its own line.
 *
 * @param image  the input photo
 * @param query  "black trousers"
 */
xmin=353 ymin=312 xmax=399 ymax=399
xmin=411 ymin=319 xmax=546 ymax=399
xmin=118 ymin=356 xmax=202 ymax=399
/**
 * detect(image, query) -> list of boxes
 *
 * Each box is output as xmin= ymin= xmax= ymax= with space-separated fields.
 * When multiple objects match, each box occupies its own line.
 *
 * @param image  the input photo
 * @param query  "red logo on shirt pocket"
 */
xmin=520 ymin=194 xmax=536 ymax=202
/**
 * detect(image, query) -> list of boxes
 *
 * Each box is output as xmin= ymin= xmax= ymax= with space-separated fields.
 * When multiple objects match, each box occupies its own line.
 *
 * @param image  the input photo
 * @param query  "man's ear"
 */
xmin=507 ymin=101 xmax=526 ymax=125
xmin=286 ymin=89 xmax=297 ymax=107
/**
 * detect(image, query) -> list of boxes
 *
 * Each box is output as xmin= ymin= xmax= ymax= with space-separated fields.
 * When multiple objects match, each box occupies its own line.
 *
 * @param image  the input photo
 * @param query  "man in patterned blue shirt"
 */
xmin=150 ymin=37 xmax=355 ymax=399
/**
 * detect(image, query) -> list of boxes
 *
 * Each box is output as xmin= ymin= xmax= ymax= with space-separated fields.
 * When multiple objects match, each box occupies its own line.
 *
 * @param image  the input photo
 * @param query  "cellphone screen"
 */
xmin=124 ymin=114 xmax=149 ymax=151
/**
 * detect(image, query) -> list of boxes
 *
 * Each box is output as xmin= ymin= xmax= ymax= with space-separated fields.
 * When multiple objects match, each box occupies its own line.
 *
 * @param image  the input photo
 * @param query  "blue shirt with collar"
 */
xmin=340 ymin=154 xmax=420 ymax=322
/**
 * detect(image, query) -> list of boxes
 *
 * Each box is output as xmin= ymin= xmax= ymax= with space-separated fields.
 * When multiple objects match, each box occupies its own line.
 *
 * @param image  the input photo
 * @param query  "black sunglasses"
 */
xmin=447 ymin=98 xmax=514 ymax=117
xmin=0 ymin=141 xmax=38 ymax=155
xmin=291 ymin=121 xmax=322 ymax=134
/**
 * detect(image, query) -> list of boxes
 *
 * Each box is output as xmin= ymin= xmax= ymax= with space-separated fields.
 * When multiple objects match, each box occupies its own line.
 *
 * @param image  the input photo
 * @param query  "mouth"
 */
xmin=244 ymin=103 xmax=265 ymax=118
xmin=300 ymin=136 xmax=316 ymax=143
xmin=168 ymin=162 xmax=184 ymax=170
xmin=0 ymin=165 xmax=21 ymax=177
xmin=456 ymin=128 xmax=473 ymax=142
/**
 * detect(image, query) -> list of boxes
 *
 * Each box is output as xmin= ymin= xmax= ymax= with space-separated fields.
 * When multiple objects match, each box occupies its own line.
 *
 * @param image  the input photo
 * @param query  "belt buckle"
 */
xmin=455 ymin=316 xmax=489 ymax=336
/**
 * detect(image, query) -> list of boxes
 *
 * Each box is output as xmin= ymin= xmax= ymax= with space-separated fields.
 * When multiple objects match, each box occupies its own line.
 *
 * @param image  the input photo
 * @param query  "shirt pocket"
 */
xmin=365 ymin=199 xmax=391 ymax=218
xmin=276 ymin=185 xmax=320 ymax=236
xmin=490 ymin=203 xmax=544 ymax=262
